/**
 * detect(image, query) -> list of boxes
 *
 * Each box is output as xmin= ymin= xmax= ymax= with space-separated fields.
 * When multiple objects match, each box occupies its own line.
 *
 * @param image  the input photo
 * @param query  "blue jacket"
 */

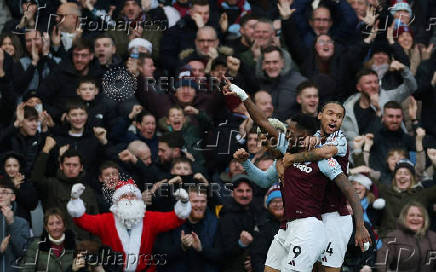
xmin=0 ymin=204 xmax=30 ymax=272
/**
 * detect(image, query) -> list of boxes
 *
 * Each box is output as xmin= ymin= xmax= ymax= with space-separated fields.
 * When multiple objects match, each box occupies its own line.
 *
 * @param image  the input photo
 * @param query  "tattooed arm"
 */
xmin=318 ymin=158 xmax=370 ymax=252
xmin=283 ymin=145 xmax=338 ymax=168
xmin=334 ymin=172 xmax=370 ymax=251
xmin=243 ymin=97 xmax=279 ymax=139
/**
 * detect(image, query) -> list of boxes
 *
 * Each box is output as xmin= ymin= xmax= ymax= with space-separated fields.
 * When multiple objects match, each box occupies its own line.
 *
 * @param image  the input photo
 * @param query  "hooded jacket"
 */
xmin=375 ymin=182 xmax=436 ymax=238
xmin=254 ymin=48 xmax=306 ymax=121
xmin=216 ymin=198 xmax=258 ymax=272
xmin=30 ymin=152 xmax=99 ymax=240
xmin=376 ymin=224 xmax=436 ymax=272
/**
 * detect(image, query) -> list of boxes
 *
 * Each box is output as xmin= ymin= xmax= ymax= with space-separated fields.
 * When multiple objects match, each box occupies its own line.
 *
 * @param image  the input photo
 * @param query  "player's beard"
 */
xmin=110 ymin=199 xmax=146 ymax=229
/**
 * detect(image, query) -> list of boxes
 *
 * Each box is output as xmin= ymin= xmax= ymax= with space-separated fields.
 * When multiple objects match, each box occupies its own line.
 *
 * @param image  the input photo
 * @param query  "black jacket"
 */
xmin=216 ymin=198 xmax=258 ymax=272
xmin=0 ymin=127 xmax=47 ymax=176
xmin=250 ymin=212 xmax=281 ymax=272
xmin=159 ymin=15 xmax=218 ymax=75
xmin=415 ymin=55 xmax=436 ymax=137
xmin=369 ymin=126 xmax=415 ymax=173
xmin=37 ymin=55 xmax=104 ymax=121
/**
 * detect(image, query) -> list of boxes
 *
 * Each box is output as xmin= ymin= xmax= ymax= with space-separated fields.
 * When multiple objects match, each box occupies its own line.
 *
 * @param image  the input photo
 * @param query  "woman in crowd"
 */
xmin=0 ymin=151 xmax=38 ymax=225
xmin=375 ymin=201 xmax=436 ymax=272
xmin=0 ymin=32 xmax=23 ymax=62
xmin=20 ymin=208 xmax=76 ymax=272
xmin=349 ymin=174 xmax=384 ymax=230
xmin=374 ymin=159 xmax=436 ymax=238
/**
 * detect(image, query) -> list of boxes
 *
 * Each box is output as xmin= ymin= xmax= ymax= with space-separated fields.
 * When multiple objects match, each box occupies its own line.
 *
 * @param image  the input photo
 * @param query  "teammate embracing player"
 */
xmin=224 ymin=79 xmax=370 ymax=272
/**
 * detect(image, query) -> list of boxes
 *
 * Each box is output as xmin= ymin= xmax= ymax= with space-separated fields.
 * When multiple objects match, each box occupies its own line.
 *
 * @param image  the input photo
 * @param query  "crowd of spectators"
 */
xmin=0 ymin=0 xmax=435 ymax=271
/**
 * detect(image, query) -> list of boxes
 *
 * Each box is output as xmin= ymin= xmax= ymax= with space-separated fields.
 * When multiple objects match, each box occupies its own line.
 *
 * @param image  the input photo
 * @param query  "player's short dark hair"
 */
xmin=321 ymin=101 xmax=346 ymax=117
xmin=99 ymin=161 xmax=119 ymax=175
xmin=383 ymin=100 xmax=402 ymax=111
xmin=290 ymin=113 xmax=319 ymax=135
xmin=356 ymin=68 xmax=378 ymax=82
xmin=60 ymin=149 xmax=83 ymax=165
xmin=24 ymin=106 xmax=38 ymax=120
xmin=296 ymin=80 xmax=319 ymax=96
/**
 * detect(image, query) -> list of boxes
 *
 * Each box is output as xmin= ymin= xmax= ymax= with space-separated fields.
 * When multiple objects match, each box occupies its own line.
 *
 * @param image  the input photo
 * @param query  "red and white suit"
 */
xmin=73 ymin=211 xmax=184 ymax=271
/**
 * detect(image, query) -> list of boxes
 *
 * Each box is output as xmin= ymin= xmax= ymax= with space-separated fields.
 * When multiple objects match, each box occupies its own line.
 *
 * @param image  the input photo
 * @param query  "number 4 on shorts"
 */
xmin=325 ymin=242 xmax=333 ymax=256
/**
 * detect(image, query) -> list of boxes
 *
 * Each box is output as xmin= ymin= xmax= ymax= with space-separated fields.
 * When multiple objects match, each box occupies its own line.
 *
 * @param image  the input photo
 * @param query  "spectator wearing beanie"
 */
xmin=373 ymin=159 xmax=436 ymax=238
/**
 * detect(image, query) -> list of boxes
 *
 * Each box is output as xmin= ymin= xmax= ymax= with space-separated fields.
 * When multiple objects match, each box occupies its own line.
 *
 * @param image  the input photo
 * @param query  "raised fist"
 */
xmin=233 ymin=148 xmax=249 ymax=163
xmin=71 ymin=183 xmax=85 ymax=199
xmin=174 ymin=188 xmax=189 ymax=203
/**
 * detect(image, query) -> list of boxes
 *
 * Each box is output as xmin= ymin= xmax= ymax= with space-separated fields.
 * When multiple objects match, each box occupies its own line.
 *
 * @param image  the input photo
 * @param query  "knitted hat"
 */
xmin=349 ymin=174 xmax=372 ymax=190
xmin=390 ymin=0 xmax=412 ymax=16
xmin=128 ymin=38 xmax=152 ymax=54
xmin=112 ymin=179 xmax=142 ymax=203
xmin=393 ymin=158 xmax=415 ymax=176
xmin=265 ymin=183 xmax=282 ymax=207
xmin=174 ymin=78 xmax=199 ymax=91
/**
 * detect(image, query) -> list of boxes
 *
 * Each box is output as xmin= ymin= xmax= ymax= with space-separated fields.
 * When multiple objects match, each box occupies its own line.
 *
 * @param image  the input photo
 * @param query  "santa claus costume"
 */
xmin=67 ymin=180 xmax=191 ymax=272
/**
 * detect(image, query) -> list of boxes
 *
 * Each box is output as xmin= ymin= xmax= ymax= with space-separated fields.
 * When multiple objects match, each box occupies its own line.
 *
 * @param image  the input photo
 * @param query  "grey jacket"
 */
xmin=341 ymin=67 xmax=417 ymax=144
xmin=255 ymin=48 xmax=306 ymax=121
xmin=0 ymin=207 xmax=30 ymax=272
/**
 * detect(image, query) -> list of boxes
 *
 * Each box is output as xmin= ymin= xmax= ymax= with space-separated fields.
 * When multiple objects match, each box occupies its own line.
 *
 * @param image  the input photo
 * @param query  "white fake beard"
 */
xmin=110 ymin=199 xmax=146 ymax=229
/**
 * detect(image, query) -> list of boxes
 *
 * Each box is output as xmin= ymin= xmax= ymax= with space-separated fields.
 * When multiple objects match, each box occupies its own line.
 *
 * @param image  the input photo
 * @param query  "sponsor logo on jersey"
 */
xmin=293 ymin=163 xmax=313 ymax=173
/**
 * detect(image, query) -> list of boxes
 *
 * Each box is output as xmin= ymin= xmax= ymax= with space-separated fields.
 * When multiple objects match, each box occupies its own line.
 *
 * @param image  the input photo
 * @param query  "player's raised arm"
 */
xmin=222 ymin=78 xmax=279 ymax=139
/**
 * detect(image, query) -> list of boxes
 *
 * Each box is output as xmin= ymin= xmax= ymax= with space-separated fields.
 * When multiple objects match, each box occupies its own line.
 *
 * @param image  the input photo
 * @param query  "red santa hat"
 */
xmin=112 ymin=179 xmax=142 ymax=203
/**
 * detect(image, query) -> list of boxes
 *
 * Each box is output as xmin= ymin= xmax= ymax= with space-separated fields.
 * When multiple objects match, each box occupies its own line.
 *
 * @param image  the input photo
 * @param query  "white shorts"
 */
xmin=318 ymin=212 xmax=353 ymax=268
xmin=265 ymin=217 xmax=326 ymax=272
